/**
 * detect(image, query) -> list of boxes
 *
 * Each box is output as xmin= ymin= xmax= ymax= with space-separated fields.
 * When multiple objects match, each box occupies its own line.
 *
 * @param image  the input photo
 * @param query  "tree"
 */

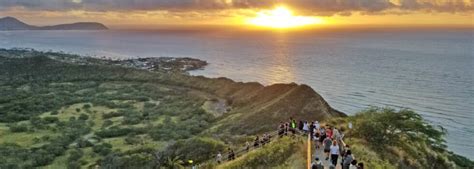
xmin=353 ymin=107 xmax=446 ymax=151
xmin=162 ymin=156 xmax=184 ymax=169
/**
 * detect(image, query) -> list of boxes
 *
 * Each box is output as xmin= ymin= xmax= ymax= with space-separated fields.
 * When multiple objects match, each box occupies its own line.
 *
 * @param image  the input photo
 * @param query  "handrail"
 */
xmin=199 ymin=128 xmax=304 ymax=165
xmin=216 ymin=130 xmax=279 ymax=161
xmin=307 ymin=133 xmax=311 ymax=169
xmin=197 ymin=126 xmax=356 ymax=169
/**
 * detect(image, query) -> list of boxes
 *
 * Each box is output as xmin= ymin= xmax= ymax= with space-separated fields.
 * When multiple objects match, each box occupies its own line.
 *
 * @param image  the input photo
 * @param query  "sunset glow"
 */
xmin=0 ymin=0 xmax=472 ymax=29
xmin=247 ymin=6 xmax=323 ymax=29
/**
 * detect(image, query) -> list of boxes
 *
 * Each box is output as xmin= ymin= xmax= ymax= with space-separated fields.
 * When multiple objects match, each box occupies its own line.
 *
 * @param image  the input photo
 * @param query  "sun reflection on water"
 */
xmin=263 ymin=33 xmax=296 ymax=85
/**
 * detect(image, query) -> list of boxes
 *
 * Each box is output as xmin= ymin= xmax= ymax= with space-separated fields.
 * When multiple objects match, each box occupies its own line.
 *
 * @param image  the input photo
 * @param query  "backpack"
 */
xmin=311 ymin=163 xmax=317 ymax=169
xmin=311 ymin=162 xmax=323 ymax=169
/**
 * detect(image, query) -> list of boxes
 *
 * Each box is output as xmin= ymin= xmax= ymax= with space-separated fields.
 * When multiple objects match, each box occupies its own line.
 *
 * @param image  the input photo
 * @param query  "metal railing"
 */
xmin=199 ymin=128 xmax=305 ymax=166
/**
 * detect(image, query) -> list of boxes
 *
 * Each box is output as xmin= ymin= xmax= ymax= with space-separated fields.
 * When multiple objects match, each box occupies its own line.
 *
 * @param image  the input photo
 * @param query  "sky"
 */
xmin=0 ymin=0 xmax=472 ymax=29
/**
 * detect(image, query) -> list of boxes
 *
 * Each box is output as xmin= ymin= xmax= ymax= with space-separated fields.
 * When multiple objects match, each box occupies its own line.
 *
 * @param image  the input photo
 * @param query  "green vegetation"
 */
xmin=0 ymin=49 xmax=471 ymax=168
xmin=218 ymin=137 xmax=302 ymax=169
xmin=325 ymin=107 xmax=474 ymax=169
xmin=0 ymin=50 xmax=217 ymax=168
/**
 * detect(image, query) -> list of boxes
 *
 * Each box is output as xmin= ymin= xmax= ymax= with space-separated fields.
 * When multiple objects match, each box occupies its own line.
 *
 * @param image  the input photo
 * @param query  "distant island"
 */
xmin=0 ymin=16 xmax=108 ymax=31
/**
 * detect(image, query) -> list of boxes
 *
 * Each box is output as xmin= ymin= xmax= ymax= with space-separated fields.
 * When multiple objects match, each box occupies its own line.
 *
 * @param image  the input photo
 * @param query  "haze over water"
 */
xmin=1 ymin=28 xmax=472 ymax=159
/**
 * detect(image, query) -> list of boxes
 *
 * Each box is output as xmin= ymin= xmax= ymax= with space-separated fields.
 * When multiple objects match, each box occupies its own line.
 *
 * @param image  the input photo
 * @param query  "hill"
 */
xmin=1 ymin=49 xmax=470 ymax=169
xmin=0 ymin=17 xmax=37 ymax=30
xmin=0 ymin=17 xmax=108 ymax=30
xmin=215 ymin=108 xmax=473 ymax=169
xmin=0 ymin=49 xmax=341 ymax=168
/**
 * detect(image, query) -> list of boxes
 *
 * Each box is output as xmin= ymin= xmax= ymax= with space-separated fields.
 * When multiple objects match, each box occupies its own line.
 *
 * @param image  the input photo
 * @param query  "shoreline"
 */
xmin=1 ymin=48 xmax=472 ymax=160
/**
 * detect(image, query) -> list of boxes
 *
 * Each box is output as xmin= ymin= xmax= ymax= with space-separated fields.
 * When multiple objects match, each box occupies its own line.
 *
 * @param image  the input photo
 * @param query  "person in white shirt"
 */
xmin=330 ymin=140 xmax=340 ymax=166
xmin=303 ymin=121 xmax=309 ymax=133
xmin=216 ymin=152 xmax=222 ymax=164
xmin=349 ymin=160 xmax=358 ymax=169
xmin=314 ymin=121 xmax=320 ymax=130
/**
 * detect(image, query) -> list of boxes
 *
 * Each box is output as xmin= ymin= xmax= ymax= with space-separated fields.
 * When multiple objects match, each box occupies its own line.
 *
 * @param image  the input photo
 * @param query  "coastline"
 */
xmin=0 ymin=48 xmax=472 ymax=168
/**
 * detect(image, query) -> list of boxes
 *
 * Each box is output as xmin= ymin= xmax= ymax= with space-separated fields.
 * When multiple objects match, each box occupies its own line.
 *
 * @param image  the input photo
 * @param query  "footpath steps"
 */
xmin=204 ymin=127 xmax=349 ymax=169
xmin=310 ymin=135 xmax=343 ymax=169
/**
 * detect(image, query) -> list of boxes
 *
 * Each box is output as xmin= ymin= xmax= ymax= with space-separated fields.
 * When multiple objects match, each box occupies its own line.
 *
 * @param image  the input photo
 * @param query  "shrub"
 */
xmin=31 ymin=149 xmax=55 ymax=167
xmin=67 ymin=161 xmax=81 ymax=169
xmin=78 ymin=114 xmax=89 ymax=121
xmin=124 ymin=135 xmax=141 ymax=145
xmin=83 ymin=104 xmax=92 ymax=109
xmin=67 ymin=149 xmax=84 ymax=161
xmin=100 ymin=153 xmax=155 ymax=169
xmin=97 ymin=127 xmax=147 ymax=138
xmin=448 ymin=152 xmax=474 ymax=168
xmin=76 ymin=139 xmax=94 ymax=148
xmin=102 ymin=120 xmax=113 ymax=128
xmin=50 ymin=110 xmax=59 ymax=115
xmin=43 ymin=116 xmax=59 ymax=123
xmin=122 ymin=114 xmax=142 ymax=125
xmin=93 ymin=143 xmax=113 ymax=156
xmin=102 ymin=111 xmax=124 ymax=119
xmin=9 ymin=123 xmax=28 ymax=132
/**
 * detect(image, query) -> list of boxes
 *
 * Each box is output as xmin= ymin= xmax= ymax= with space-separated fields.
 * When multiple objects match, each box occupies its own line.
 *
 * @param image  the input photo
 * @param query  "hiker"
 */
xmin=357 ymin=162 xmax=364 ymax=169
xmin=323 ymin=136 xmax=332 ymax=160
xmin=261 ymin=134 xmax=268 ymax=146
xmin=314 ymin=120 xmax=320 ymax=130
xmin=341 ymin=144 xmax=352 ymax=166
xmin=333 ymin=127 xmax=342 ymax=142
xmin=342 ymin=145 xmax=351 ymax=157
xmin=278 ymin=122 xmax=285 ymax=137
xmin=298 ymin=120 xmax=304 ymax=131
xmin=309 ymin=121 xmax=315 ymax=140
xmin=245 ymin=141 xmax=250 ymax=152
xmin=303 ymin=121 xmax=309 ymax=133
xmin=326 ymin=126 xmax=333 ymax=140
xmin=330 ymin=140 xmax=340 ymax=166
xmin=216 ymin=152 xmax=222 ymax=164
xmin=319 ymin=127 xmax=326 ymax=143
xmin=227 ymin=148 xmax=234 ymax=161
xmin=349 ymin=160 xmax=358 ymax=169
xmin=314 ymin=130 xmax=321 ymax=149
xmin=290 ymin=118 xmax=297 ymax=134
xmin=342 ymin=150 xmax=354 ymax=169
xmin=254 ymin=136 xmax=260 ymax=148
xmin=320 ymin=126 xmax=326 ymax=136
xmin=230 ymin=150 xmax=235 ymax=160
xmin=284 ymin=123 xmax=289 ymax=136
xmin=311 ymin=157 xmax=324 ymax=169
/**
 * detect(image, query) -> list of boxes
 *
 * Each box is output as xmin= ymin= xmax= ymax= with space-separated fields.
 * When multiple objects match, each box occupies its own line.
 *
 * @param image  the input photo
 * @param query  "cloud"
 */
xmin=0 ymin=0 xmax=472 ymax=15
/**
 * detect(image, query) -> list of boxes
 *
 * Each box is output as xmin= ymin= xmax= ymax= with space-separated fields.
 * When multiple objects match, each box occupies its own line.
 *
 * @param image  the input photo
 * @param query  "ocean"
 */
xmin=0 ymin=28 xmax=472 ymax=159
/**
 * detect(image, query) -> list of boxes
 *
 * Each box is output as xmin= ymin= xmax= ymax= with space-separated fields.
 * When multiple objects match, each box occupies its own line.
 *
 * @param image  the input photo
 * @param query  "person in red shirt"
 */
xmin=326 ymin=125 xmax=333 ymax=139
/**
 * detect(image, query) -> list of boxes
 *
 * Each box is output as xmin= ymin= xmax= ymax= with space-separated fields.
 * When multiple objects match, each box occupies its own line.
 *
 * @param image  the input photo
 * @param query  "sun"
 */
xmin=247 ymin=6 xmax=323 ymax=29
